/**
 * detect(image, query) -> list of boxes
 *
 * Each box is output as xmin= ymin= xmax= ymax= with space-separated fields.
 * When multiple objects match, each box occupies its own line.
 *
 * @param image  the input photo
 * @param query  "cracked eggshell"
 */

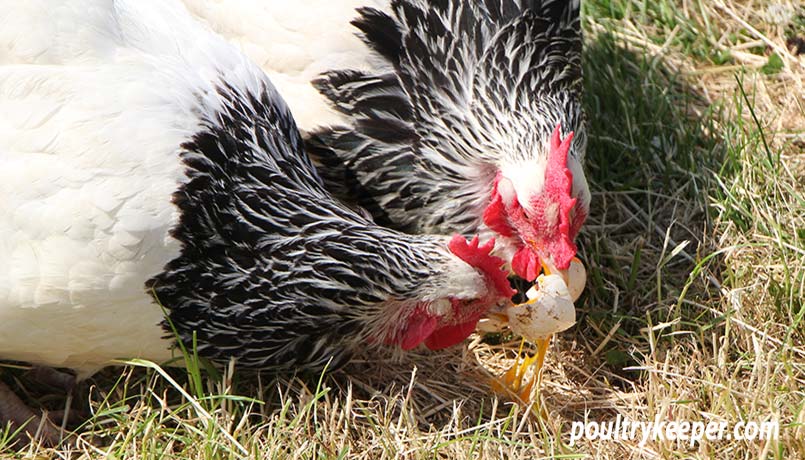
xmin=506 ymin=274 xmax=576 ymax=341
xmin=476 ymin=315 xmax=508 ymax=333
xmin=567 ymin=257 xmax=586 ymax=302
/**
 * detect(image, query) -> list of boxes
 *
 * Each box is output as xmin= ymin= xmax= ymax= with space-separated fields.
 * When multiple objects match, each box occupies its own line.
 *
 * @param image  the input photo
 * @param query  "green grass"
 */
xmin=3 ymin=1 xmax=804 ymax=458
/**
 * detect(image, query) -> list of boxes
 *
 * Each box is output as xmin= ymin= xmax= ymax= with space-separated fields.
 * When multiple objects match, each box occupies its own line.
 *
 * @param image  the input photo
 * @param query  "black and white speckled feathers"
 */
xmin=146 ymin=80 xmax=501 ymax=372
xmin=306 ymin=0 xmax=586 ymax=237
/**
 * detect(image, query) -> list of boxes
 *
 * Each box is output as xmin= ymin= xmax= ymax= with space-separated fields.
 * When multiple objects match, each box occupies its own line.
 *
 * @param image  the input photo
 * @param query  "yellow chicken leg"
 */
xmin=492 ymin=335 xmax=552 ymax=402
xmin=492 ymin=338 xmax=526 ymax=396
xmin=517 ymin=335 xmax=551 ymax=400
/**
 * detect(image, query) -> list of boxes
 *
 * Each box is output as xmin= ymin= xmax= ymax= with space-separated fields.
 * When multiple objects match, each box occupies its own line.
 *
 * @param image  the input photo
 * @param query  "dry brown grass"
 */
xmin=2 ymin=1 xmax=804 ymax=458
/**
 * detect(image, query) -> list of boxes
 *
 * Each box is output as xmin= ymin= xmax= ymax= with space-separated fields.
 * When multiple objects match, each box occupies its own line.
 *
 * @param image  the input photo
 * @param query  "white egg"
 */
xmin=505 ymin=274 xmax=576 ymax=341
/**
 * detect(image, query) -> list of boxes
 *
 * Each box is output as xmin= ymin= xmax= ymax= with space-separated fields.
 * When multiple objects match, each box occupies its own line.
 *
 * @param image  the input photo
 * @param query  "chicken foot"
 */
xmin=0 ymin=378 xmax=65 ymax=446
xmin=24 ymin=366 xmax=76 ymax=393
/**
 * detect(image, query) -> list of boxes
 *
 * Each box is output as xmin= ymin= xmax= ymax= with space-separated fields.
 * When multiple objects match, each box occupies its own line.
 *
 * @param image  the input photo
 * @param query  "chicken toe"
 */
xmin=0 ymin=380 xmax=62 ymax=446
xmin=24 ymin=367 xmax=76 ymax=393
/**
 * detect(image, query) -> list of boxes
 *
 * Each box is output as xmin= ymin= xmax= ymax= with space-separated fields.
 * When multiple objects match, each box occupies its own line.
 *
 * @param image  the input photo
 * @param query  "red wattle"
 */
xmin=424 ymin=318 xmax=478 ymax=350
xmin=399 ymin=313 xmax=439 ymax=350
xmin=512 ymin=246 xmax=540 ymax=282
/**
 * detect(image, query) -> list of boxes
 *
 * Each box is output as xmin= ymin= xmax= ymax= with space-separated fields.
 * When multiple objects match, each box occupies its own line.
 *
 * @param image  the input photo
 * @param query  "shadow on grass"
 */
xmin=548 ymin=32 xmax=726 ymax=402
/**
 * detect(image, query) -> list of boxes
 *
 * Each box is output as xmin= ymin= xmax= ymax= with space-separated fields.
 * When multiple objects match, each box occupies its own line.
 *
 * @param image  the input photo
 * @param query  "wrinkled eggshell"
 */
xmin=506 ymin=274 xmax=576 ymax=341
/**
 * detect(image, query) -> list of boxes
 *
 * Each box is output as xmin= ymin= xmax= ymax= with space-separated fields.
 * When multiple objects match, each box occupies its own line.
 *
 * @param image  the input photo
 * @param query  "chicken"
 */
xmin=304 ymin=0 xmax=590 ymax=397
xmin=180 ymin=0 xmax=590 ymax=399
xmin=0 ymin=0 xmax=515 ymax=443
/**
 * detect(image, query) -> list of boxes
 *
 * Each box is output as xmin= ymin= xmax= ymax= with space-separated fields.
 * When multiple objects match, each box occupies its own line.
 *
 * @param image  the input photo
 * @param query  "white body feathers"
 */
xmin=0 ymin=0 xmax=271 ymax=375
xmin=182 ymin=0 xmax=384 ymax=131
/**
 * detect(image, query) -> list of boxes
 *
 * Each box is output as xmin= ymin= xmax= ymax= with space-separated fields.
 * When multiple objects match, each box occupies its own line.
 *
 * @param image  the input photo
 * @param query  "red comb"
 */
xmin=448 ymin=235 xmax=515 ymax=297
xmin=543 ymin=124 xmax=578 ymax=269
